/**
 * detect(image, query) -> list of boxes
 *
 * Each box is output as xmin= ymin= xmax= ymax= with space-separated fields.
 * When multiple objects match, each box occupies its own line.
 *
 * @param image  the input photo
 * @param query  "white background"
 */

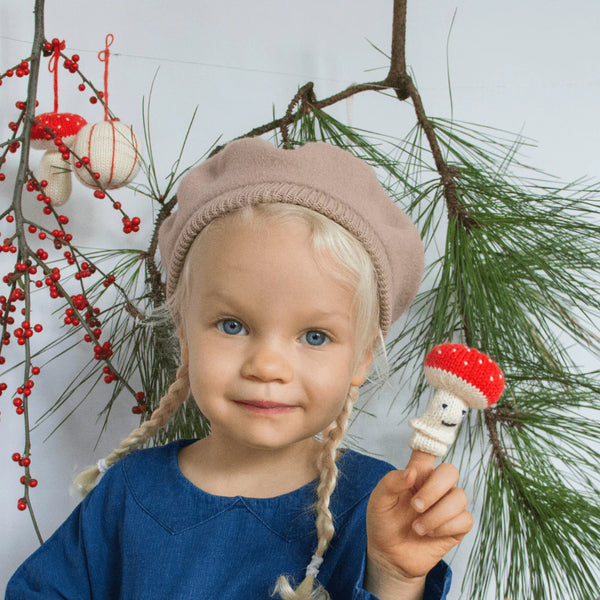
xmin=1 ymin=1 xmax=599 ymax=597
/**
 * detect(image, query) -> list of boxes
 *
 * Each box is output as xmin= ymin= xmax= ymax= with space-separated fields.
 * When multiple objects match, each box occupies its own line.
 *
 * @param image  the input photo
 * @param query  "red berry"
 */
xmin=29 ymin=479 xmax=38 ymax=487
xmin=89 ymin=96 xmax=98 ymax=104
xmin=12 ymin=452 xmax=21 ymax=462
xmin=78 ymin=83 xmax=85 ymax=91
xmin=17 ymin=500 xmax=27 ymax=511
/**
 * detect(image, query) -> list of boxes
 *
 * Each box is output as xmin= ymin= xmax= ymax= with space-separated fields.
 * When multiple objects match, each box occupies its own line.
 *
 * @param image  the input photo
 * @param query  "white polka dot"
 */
xmin=490 ymin=376 xmax=494 ymax=381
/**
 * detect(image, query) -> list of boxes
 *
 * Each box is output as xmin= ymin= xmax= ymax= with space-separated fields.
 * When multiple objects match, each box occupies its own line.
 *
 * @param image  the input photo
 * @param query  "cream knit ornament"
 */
xmin=71 ymin=120 xmax=140 ymax=189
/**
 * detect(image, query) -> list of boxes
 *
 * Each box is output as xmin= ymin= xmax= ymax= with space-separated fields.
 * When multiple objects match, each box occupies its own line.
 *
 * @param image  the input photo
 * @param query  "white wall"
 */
xmin=1 ymin=0 xmax=599 ymax=596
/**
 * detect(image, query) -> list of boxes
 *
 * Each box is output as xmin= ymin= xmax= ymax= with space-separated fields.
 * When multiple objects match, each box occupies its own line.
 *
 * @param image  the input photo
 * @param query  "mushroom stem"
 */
xmin=37 ymin=149 xmax=72 ymax=207
xmin=408 ymin=389 xmax=468 ymax=456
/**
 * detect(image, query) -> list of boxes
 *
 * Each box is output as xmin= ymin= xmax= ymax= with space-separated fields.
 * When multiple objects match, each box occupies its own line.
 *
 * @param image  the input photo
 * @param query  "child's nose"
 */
xmin=241 ymin=341 xmax=294 ymax=383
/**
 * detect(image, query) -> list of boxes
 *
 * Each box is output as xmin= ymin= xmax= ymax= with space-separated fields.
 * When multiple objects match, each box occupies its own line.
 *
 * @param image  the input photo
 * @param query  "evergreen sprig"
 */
xmin=280 ymin=105 xmax=600 ymax=599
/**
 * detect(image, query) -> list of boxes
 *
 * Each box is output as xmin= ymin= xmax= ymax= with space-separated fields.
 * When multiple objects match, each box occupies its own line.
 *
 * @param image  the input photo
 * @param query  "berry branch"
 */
xmin=1 ymin=0 xmax=145 ymax=530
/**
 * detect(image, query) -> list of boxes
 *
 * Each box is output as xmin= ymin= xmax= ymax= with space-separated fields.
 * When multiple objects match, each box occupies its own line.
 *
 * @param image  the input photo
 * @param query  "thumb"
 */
xmin=406 ymin=449 xmax=437 ymax=490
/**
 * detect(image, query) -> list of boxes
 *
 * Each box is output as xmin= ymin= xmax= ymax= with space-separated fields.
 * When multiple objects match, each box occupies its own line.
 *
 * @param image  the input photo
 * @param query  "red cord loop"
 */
xmin=48 ymin=39 xmax=65 ymax=113
xmin=98 ymin=34 xmax=114 ymax=121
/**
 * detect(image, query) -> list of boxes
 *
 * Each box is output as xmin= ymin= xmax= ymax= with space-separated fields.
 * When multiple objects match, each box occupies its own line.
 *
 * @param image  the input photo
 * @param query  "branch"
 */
xmin=11 ymin=0 xmax=47 ymax=546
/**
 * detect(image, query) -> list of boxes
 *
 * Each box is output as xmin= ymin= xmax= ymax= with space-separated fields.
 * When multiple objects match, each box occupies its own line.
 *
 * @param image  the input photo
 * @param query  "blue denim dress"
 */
xmin=6 ymin=439 xmax=451 ymax=599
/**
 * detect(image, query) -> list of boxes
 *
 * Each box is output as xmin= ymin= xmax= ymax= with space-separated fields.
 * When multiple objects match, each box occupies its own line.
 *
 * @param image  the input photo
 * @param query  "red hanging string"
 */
xmin=98 ymin=34 xmax=114 ymax=121
xmin=48 ymin=39 xmax=65 ymax=113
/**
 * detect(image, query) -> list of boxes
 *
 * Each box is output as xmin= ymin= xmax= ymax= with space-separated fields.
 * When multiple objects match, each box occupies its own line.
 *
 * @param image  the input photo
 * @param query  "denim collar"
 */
xmin=120 ymin=439 xmax=377 ymax=541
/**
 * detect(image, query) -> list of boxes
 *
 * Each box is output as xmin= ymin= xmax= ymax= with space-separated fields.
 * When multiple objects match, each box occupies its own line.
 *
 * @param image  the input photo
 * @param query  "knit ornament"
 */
xmin=409 ymin=344 xmax=505 ymax=456
xmin=71 ymin=120 xmax=140 ymax=189
xmin=30 ymin=112 xmax=87 ymax=206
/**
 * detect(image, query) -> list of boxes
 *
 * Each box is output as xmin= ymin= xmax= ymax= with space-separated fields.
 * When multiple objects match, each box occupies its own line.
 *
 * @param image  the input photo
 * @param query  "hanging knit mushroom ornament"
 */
xmin=30 ymin=40 xmax=87 ymax=206
xmin=409 ymin=343 xmax=505 ymax=456
xmin=71 ymin=35 xmax=140 ymax=190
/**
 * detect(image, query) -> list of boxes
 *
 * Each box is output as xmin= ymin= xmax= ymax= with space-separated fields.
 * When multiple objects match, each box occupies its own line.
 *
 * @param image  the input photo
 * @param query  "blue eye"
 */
xmin=301 ymin=331 xmax=329 ymax=346
xmin=217 ymin=319 xmax=247 ymax=336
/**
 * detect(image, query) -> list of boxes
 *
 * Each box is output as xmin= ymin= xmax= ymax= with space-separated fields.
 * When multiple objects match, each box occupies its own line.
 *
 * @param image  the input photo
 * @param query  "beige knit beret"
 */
xmin=158 ymin=137 xmax=424 ymax=336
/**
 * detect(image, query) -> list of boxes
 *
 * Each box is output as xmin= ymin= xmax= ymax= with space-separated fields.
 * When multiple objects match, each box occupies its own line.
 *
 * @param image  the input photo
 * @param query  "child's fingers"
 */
xmin=411 ymin=463 xmax=459 ymax=513
xmin=424 ymin=510 xmax=474 ymax=539
xmin=411 ymin=486 xmax=468 ymax=535
xmin=369 ymin=469 xmax=416 ymax=512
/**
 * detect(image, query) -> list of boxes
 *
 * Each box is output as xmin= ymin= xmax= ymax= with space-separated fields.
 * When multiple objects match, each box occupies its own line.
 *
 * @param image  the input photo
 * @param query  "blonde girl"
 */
xmin=6 ymin=138 xmax=472 ymax=600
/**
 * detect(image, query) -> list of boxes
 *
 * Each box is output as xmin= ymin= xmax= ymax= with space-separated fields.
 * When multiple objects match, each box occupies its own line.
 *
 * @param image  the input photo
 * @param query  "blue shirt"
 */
xmin=6 ymin=439 xmax=451 ymax=599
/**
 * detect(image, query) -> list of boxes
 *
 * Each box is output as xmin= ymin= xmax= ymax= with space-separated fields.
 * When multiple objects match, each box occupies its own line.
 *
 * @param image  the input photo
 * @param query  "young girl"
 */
xmin=6 ymin=138 xmax=472 ymax=600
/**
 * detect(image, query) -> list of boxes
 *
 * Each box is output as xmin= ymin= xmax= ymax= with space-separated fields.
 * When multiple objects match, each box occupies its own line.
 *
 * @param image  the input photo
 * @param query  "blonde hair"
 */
xmin=73 ymin=202 xmax=382 ymax=600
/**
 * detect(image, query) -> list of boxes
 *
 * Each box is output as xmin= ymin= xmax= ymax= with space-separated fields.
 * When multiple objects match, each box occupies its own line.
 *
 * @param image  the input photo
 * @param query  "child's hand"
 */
xmin=364 ymin=451 xmax=473 ymax=595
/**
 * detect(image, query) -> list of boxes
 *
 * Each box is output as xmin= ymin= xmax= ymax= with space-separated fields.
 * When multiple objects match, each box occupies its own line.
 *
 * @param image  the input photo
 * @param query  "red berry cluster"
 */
xmin=102 ymin=365 xmax=117 ymax=384
xmin=0 ymin=60 xmax=30 ymax=86
xmin=63 ymin=54 xmax=80 ymax=74
xmin=122 ymin=216 xmax=141 ymax=234
xmin=132 ymin=391 xmax=147 ymax=414
xmin=11 ymin=452 xmax=38 ymax=511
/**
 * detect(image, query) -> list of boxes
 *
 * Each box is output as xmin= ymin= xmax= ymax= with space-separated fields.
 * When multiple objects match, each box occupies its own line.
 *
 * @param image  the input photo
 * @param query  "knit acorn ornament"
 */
xmin=71 ymin=120 xmax=140 ymax=189
xmin=70 ymin=34 xmax=140 ymax=190
xmin=409 ymin=343 xmax=505 ymax=456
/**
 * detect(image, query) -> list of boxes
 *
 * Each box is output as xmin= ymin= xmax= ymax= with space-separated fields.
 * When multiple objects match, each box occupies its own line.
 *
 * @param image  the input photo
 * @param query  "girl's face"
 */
xmin=179 ymin=214 xmax=372 ymax=456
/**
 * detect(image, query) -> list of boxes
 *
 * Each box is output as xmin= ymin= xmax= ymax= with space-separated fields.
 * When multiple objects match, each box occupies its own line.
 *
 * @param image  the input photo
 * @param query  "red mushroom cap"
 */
xmin=31 ymin=112 xmax=87 ymax=150
xmin=424 ymin=343 xmax=504 ymax=409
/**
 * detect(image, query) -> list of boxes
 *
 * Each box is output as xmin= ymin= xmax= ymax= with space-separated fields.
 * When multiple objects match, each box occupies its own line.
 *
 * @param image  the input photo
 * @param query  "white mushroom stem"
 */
xmin=408 ymin=389 xmax=469 ymax=457
xmin=37 ymin=150 xmax=72 ymax=207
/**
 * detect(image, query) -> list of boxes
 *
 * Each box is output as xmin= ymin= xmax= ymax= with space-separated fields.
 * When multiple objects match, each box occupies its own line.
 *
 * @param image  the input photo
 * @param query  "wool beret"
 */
xmin=158 ymin=137 xmax=424 ymax=336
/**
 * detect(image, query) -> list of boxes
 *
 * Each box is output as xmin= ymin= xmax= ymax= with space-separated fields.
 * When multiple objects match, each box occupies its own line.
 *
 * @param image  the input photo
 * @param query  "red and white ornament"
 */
xmin=71 ymin=120 xmax=140 ymax=189
xmin=30 ymin=112 xmax=87 ymax=206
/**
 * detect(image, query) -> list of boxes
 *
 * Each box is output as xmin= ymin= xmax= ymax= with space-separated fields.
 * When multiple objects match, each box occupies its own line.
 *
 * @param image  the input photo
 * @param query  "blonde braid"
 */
xmin=273 ymin=386 xmax=358 ymax=600
xmin=71 ymin=360 xmax=190 ymax=497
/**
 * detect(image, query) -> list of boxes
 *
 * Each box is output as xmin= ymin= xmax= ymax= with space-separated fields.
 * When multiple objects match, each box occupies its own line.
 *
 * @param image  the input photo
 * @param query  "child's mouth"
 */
xmin=235 ymin=399 xmax=297 ymax=414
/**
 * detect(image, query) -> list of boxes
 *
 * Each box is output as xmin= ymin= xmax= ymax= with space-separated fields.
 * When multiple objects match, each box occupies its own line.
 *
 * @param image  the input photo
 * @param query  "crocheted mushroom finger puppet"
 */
xmin=409 ymin=343 xmax=505 ymax=457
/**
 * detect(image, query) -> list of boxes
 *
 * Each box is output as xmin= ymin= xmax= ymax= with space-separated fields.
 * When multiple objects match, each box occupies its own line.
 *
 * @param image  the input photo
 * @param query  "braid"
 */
xmin=273 ymin=386 xmax=358 ymax=600
xmin=71 ymin=360 xmax=190 ymax=497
